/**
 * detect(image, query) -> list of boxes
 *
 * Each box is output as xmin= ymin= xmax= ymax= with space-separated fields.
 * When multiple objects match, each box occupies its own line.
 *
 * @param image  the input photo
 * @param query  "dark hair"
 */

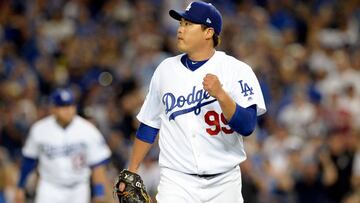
xmin=201 ymin=25 xmax=221 ymax=47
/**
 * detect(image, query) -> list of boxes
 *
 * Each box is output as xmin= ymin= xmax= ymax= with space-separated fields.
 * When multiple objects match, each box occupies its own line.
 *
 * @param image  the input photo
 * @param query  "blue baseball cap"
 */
xmin=51 ymin=88 xmax=75 ymax=106
xmin=169 ymin=1 xmax=222 ymax=36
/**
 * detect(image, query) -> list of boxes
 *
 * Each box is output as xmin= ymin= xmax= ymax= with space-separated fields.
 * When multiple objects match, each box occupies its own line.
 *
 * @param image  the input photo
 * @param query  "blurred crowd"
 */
xmin=0 ymin=0 xmax=359 ymax=202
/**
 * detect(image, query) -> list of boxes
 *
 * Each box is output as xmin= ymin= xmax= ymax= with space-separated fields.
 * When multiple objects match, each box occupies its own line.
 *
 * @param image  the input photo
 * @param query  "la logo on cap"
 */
xmin=60 ymin=91 xmax=71 ymax=101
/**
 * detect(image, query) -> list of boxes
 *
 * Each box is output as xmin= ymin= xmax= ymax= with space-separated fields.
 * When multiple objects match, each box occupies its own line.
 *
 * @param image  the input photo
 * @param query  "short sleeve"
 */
xmin=87 ymin=126 xmax=111 ymax=166
xmin=230 ymin=63 xmax=266 ymax=116
xmin=137 ymin=69 xmax=162 ymax=128
xmin=22 ymin=127 xmax=40 ymax=159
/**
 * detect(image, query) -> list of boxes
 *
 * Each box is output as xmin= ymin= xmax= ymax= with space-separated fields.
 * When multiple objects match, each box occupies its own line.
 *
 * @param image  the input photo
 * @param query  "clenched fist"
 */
xmin=202 ymin=73 xmax=224 ymax=99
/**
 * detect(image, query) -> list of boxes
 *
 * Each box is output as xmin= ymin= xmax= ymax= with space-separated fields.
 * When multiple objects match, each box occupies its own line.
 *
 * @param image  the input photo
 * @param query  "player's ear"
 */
xmin=204 ymin=27 xmax=215 ymax=40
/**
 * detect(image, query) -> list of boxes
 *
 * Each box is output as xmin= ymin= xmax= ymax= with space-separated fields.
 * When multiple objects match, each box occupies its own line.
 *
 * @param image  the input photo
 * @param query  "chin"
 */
xmin=61 ymin=118 xmax=73 ymax=125
xmin=176 ymin=43 xmax=187 ymax=53
xmin=176 ymin=40 xmax=184 ymax=48
xmin=57 ymin=115 xmax=75 ymax=126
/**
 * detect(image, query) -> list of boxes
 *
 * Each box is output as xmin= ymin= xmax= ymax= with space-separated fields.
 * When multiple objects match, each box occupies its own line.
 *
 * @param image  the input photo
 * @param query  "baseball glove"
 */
xmin=113 ymin=169 xmax=151 ymax=203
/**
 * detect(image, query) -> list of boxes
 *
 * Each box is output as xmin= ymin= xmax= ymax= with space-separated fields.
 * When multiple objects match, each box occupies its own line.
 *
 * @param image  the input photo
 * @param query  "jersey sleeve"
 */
xmin=136 ymin=68 xmax=162 ymax=128
xmin=22 ymin=126 xmax=40 ymax=159
xmin=230 ymin=62 xmax=266 ymax=116
xmin=87 ymin=126 xmax=111 ymax=166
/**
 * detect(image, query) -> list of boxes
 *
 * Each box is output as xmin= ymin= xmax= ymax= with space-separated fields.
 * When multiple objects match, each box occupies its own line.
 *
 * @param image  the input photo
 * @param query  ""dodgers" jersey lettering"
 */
xmin=162 ymin=86 xmax=216 ymax=120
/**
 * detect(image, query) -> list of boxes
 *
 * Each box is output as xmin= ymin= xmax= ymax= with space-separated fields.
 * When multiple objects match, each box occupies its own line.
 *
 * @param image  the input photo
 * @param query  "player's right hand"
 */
xmin=14 ymin=188 xmax=25 ymax=203
xmin=203 ymin=73 xmax=224 ymax=99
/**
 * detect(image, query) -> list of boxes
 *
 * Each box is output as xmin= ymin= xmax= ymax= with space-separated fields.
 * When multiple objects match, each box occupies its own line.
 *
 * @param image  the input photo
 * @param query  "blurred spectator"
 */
xmin=352 ymin=131 xmax=360 ymax=193
xmin=0 ymin=147 xmax=17 ymax=203
xmin=325 ymin=132 xmax=355 ymax=203
xmin=278 ymin=90 xmax=316 ymax=138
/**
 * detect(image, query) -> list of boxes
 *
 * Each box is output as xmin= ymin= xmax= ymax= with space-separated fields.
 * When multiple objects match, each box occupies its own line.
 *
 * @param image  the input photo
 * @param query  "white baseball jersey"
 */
xmin=23 ymin=115 xmax=111 ymax=186
xmin=137 ymin=51 xmax=266 ymax=175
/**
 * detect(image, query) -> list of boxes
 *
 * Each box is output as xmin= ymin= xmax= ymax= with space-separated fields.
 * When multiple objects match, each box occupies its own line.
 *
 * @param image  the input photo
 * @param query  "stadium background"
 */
xmin=0 ymin=0 xmax=359 ymax=202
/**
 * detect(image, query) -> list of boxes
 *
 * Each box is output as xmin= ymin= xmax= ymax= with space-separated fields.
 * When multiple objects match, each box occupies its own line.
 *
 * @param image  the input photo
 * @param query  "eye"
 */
xmin=180 ymin=20 xmax=192 ymax=27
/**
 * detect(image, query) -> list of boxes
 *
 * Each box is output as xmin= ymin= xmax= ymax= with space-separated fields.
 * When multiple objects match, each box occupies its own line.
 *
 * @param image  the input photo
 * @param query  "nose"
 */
xmin=177 ymin=25 xmax=184 ymax=34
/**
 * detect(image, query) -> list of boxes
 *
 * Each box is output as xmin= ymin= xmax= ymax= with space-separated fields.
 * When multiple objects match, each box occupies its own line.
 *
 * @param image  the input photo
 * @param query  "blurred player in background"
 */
xmin=119 ymin=1 xmax=266 ymax=202
xmin=14 ymin=88 xmax=111 ymax=203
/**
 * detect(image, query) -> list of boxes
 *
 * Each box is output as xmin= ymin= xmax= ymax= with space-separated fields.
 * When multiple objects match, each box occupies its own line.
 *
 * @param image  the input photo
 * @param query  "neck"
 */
xmin=188 ymin=48 xmax=215 ymax=61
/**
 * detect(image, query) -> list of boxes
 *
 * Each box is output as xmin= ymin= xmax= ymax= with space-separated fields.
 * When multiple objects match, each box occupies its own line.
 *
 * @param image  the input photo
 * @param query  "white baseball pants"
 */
xmin=156 ymin=166 xmax=244 ymax=203
xmin=34 ymin=179 xmax=90 ymax=203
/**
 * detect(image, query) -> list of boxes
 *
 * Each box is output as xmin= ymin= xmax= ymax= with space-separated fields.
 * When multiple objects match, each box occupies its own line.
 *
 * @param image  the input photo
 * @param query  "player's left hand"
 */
xmin=113 ymin=169 xmax=151 ymax=203
xmin=203 ymin=73 xmax=225 ymax=99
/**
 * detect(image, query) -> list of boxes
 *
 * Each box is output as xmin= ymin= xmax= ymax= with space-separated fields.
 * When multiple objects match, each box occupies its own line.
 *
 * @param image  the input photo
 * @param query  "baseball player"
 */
xmin=15 ymin=88 xmax=111 ymax=203
xmin=119 ymin=1 xmax=266 ymax=203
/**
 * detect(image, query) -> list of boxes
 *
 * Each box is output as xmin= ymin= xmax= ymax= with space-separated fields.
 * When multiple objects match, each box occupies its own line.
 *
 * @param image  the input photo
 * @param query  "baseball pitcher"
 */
xmin=114 ymin=1 xmax=266 ymax=203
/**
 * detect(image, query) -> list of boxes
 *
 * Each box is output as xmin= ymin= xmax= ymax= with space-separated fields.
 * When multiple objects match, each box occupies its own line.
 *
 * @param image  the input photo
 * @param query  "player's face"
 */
xmin=52 ymin=105 xmax=76 ymax=127
xmin=176 ymin=19 xmax=212 ymax=54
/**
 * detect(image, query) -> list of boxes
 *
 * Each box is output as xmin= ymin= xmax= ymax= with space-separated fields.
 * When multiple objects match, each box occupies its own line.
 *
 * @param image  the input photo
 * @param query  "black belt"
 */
xmin=189 ymin=172 xmax=223 ymax=178
xmin=188 ymin=166 xmax=237 ymax=179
